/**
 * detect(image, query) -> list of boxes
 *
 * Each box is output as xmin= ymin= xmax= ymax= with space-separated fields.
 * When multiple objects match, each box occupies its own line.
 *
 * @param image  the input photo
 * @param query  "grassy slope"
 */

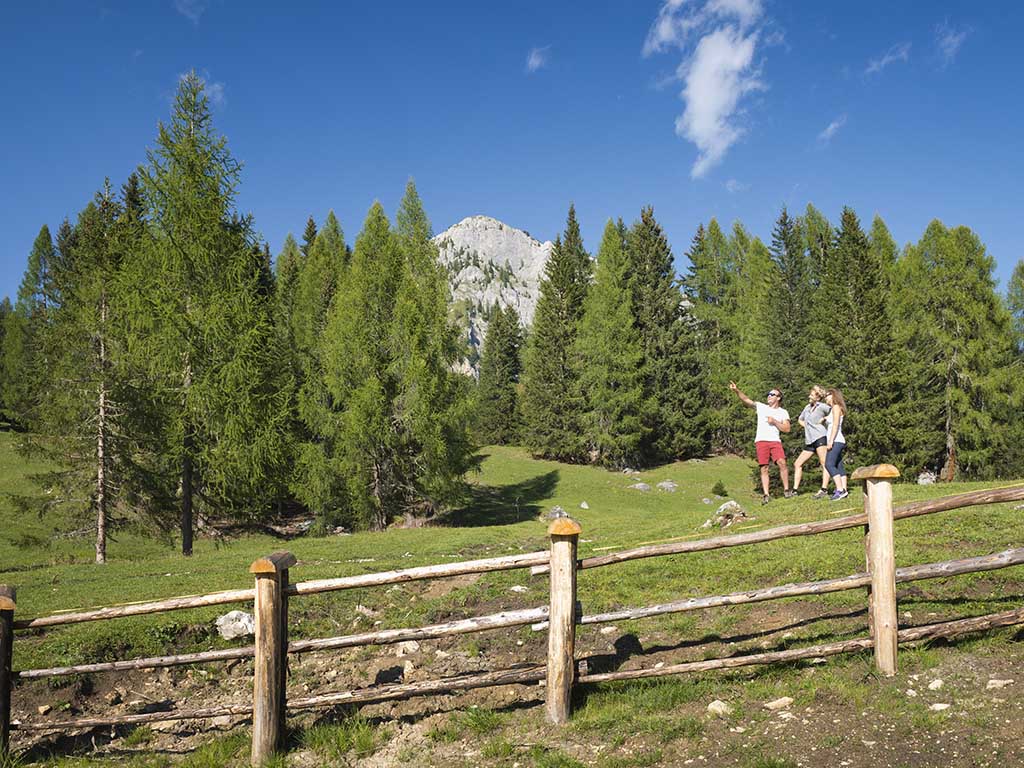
xmin=3 ymin=433 xmax=1023 ymax=766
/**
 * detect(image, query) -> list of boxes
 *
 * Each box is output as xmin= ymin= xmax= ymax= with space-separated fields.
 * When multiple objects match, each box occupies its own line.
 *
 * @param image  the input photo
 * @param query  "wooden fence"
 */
xmin=2 ymin=465 xmax=1023 ymax=765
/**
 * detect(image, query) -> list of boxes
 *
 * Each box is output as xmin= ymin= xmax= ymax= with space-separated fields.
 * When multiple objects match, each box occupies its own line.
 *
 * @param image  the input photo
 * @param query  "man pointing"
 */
xmin=729 ymin=381 xmax=793 ymax=504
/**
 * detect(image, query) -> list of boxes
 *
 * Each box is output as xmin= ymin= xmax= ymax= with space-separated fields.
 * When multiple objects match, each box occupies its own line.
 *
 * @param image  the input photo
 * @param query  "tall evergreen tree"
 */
xmin=301 ymin=215 xmax=318 ymax=259
xmin=1 ymin=225 xmax=54 ymax=426
xmin=764 ymin=207 xmax=812 ymax=400
xmin=520 ymin=204 xmax=591 ymax=461
xmin=577 ymin=219 xmax=645 ymax=467
xmin=131 ymin=72 xmax=292 ymax=554
xmin=893 ymin=220 xmax=1017 ymax=479
xmin=732 ymin=235 xmax=776 ymax=416
xmin=475 ymin=305 xmax=524 ymax=445
xmin=1008 ymin=259 xmax=1024 ymax=352
xmin=801 ymin=203 xmax=833 ymax=286
xmin=626 ymin=207 xmax=708 ymax=462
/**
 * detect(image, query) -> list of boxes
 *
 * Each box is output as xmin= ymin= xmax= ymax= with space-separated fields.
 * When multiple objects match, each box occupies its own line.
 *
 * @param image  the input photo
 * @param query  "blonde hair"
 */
xmin=810 ymin=385 xmax=827 ymax=400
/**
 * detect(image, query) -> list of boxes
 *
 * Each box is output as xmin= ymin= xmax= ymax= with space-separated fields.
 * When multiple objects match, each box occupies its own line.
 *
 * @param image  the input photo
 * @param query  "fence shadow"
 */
xmin=444 ymin=468 xmax=560 ymax=527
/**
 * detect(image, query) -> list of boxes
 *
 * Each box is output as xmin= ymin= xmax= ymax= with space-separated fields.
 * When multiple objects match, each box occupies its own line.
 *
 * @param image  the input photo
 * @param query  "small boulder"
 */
xmin=395 ymin=640 xmax=420 ymax=657
xmin=508 ymin=585 xmax=529 ymax=594
xmin=579 ymin=501 xmax=590 ymax=509
xmin=986 ymin=679 xmax=1014 ymax=690
xmin=37 ymin=705 xmax=51 ymax=716
xmin=917 ymin=471 xmax=937 ymax=485
xmin=707 ymin=700 xmax=732 ymax=717
xmin=702 ymin=500 xmax=749 ymax=529
xmin=764 ymin=696 xmax=793 ymax=711
xmin=928 ymin=679 xmax=943 ymax=691
xmin=599 ymin=626 xmax=618 ymax=636
xmin=628 ymin=482 xmax=652 ymax=492
xmin=539 ymin=505 xmax=567 ymax=522
xmin=929 ymin=703 xmax=951 ymax=712
xmin=656 ymin=480 xmax=679 ymax=493
xmin=215 ymin=610 xmax=255 ymax=640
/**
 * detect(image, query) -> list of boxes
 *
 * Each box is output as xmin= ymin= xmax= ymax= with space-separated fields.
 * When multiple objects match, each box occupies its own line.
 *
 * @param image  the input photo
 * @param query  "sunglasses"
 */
xmin=766 ymin=391 xmax=780 ymax=398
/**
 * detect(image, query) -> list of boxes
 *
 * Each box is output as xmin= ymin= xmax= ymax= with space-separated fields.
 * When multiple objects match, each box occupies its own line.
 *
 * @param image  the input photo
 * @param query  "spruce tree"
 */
xmin=132 ymin=72 xmax=292 ymax=554
xmin=801 ymin=203 xmax=833 ymax=286
xmin=475 ymin=305 xmax=524 ymax=445
xmin=520 ymin=204 xmax=591 ymax=461
xmin=301 ymin=215 xmax=318 ymax=259
xmin=1 ymin=225 xmax=54 ymax=426
xmin=577 ymin=219 xmax=645 ymax=467
xmin=1008 ymin=259 xmax=1024 ymax=351
xmin=765 ymin=207 xmax=812 ymax=400
xmin=732 ymin=235 xmax=776 ymax=414
xmin=626 ymin=206 xmax=708 ymax=462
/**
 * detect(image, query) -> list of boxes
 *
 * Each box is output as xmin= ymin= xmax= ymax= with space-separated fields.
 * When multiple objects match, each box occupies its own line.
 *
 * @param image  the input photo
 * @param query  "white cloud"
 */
xmin=525 ymin=46 xmax=550 ymax=74
xmin=817 ymin=114 xmax=847 ymax=144
xmin=644 ymin=0 xmax=772 ymax=179
xmin=935 ymin=21 xmax=970 ymax=65
xmin=865 ymin=42 xmax=911 ymax=75
xmin=725 ymin=178 xmax=750 ymax=193
xmin=174 ymin=0 xmax=208 ymax=24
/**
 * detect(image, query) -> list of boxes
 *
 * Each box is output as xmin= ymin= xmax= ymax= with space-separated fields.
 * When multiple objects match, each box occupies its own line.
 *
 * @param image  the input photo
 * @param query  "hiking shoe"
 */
xmin=761 ymin=494 xmax=771 ymax=505
xmin=784 ymin=490 xmax=797 ymax=498
xmin=830 ymin=489 xmax=849 ymax=501
xmin=812 ymin=489 xmax=828 ymax=500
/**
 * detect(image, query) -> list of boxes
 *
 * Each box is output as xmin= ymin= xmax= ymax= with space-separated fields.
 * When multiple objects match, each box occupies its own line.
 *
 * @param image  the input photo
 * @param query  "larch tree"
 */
xmin=520 ymin=204 xmax=591 ymax=461
xmin=132 ymin=72 xmax=292 ymax=554
xmin=577 ymin=219 xmax=646 ymax=467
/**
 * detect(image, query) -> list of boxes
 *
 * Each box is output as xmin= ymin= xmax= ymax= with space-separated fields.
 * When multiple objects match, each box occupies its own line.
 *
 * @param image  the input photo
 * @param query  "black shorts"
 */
xmin=805 ymin=437 xmax=827 ymax=450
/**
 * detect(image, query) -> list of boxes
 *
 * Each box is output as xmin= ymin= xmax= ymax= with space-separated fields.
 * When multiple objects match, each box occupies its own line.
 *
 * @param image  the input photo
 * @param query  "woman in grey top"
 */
xmin=793 ymin=385 xmax=831 ymax=499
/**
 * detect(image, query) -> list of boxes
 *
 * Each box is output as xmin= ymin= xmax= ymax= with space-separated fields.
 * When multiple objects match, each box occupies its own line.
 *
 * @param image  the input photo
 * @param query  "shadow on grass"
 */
xmin=444 ymin=468 xmax=560 ymax=527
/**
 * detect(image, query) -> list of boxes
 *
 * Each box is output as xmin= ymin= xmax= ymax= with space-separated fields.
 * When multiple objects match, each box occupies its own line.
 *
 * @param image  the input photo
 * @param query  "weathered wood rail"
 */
xmin=2 ymin=468 xmax=1023 ymax=765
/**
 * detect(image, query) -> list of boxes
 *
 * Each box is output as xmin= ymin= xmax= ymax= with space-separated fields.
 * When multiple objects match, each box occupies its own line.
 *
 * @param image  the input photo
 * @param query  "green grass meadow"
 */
xmin=2 ymin=429 xmax=1023 ymax=766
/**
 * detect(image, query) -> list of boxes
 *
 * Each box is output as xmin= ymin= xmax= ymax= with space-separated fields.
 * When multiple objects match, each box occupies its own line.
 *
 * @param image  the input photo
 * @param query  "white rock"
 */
xmin=395 ymin=640 xmax=421 ymax=656
xmin=929 ymin=703 xmax=951 ymax=711
xmin=906 ymin=689 xmax=918 ymax=697
xmin=928 ymin=679 xmax=944 ymax=690
xmin=599 ymin=626 xmax=617 ymax=636
xmin=917 ymin=470 xmax=937 ymax=485
xmin=764 ymin=697 xmax=793 ymax=711
xmin=579 ymin=501 xmax=589 ymax=509
xmin=211 ymin=715 xmax=234 ymax=728
xmin=656 ymin=480 xmax=679 ymax=492
xmin=707 ymin=700 xmax=732 ymax=717
xmin=986 ymin=679 xmax=1014 ymax=689
xmin=435 ymin=650 xmax=451 ymax=659
xmin=37 ymin=705 xmax=51 ymax=715
xmin=628 ymin=482 xmax=652 ymax=492
xmin=215 ymin=610 xmax=255 ymax=640
xmin=508 ymin=585 xmax=529 ymax=593
xmin=433 ymin=216 xmax=552 ymax=373
xmin=403 ymin=660 xmax=415 ymax=675
xmin=729 ymin=726 xmax=746 ymax=733
xmin=702 ymin=498 xmax=712 ymax=504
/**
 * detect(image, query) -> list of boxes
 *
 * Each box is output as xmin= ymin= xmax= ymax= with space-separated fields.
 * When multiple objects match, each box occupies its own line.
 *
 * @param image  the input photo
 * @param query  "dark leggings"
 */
xmin=825 ymin=442 xmax=846 ymax=478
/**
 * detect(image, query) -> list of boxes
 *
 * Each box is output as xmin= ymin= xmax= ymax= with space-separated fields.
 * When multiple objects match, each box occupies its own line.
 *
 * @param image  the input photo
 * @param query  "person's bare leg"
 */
xmin=794 ymin=450 xmax=812 ymax=490
xmin=760 ymin=465 xmax=770 ymax=496
xmin=816 ymin=445 xmax=830 ymax=489
xmin=778 ymin=458 xmax=790 ymax=491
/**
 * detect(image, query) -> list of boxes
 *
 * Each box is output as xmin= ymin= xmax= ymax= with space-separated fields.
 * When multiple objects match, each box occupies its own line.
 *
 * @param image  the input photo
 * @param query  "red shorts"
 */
xmin=756 ymin=441 xmax=785 ymax=465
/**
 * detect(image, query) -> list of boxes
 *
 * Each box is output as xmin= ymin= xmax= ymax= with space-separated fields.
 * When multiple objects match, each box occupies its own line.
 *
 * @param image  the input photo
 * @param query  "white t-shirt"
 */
xmin=755 ymin=402 xmax=790 ymax=443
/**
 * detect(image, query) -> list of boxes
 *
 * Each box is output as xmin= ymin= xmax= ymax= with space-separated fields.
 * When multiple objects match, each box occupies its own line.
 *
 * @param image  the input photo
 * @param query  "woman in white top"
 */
xmin=824 ymin=388 xmax=848 ymax=501
xmin=794 ymin=385 xmax=831 ymax=499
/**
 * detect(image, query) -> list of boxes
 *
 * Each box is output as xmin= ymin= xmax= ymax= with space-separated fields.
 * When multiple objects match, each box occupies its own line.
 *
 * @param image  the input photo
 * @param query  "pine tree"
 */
xmin=626 ymin=206 xmax=708 ymax=462
xmin=132 ymin=72 xmax=292 ymax=554
xmin=520 ymin=204 xmax=591 ymax=461
xmin=577 ymin=219 xmax=645 ymax=467
xmin=475 ymin=305 xmax=524 ymax=445
xmin=1 ymin=225 xmax=54 ymax=426
xmin=301 ymin=215 xmax=318 ymax=259
xmin=1008 ymin=259 xmax=1024 ymax=351
xmin=764 ymin=207 xmax=812 ymax=400
xmin=275 ymin=234 xmax=302 ymax=335
xmin=801 ymin=203 xmax=833 ymax=286
xmin=732 ymin=235 xmax=776 ymax=416
xmin=893 ymin=220 xmax=1017 ymax=479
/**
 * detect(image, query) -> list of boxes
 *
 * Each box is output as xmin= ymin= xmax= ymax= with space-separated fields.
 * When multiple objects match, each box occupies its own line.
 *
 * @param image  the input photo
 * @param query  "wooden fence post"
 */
xmin=250 ymin=552 xmax=295 ymax=766
xmin=546 ymin=517 xmax=581 ymax=725
xmin=0 ymin=586 xmax=15 ymax=759
xmin=851 ymin=464 xmax=900 ymax=676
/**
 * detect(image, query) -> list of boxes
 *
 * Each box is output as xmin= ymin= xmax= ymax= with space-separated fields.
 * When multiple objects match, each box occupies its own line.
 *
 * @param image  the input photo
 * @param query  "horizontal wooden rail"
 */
xmin=16 ymin=605 xmax=1023 ymax=733
xmin=532 ymin=485 xmax=1024 ymax=576
xmin=13 ymin=550 xmax=549 ymax=632
xmin=17 ymin=606 xmax=549 ymax=680
xmin=530 ymin=547 xmax=1024 ymax=630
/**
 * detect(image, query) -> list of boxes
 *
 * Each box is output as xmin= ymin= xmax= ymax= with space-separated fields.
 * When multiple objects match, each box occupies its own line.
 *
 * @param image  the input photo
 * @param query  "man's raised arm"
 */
xmin=729 ymin=381 xmax=756 ymax=409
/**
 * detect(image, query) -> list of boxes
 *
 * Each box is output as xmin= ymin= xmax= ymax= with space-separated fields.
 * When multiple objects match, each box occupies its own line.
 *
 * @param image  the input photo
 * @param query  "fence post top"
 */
xmin=548 ymin=517 xmax=582 ymax=537
xmin=250 ymin=552 xmax=297 ymax=575
xmin=0 ymin=584 xmax=15 ymax=611
xmin=851 ymin=464 xmax=900 ymax=482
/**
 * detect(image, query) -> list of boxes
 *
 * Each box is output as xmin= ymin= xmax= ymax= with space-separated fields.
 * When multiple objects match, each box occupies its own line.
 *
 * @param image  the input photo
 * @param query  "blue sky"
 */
xmin=2 ymin=1 xmax=1021 ymax=301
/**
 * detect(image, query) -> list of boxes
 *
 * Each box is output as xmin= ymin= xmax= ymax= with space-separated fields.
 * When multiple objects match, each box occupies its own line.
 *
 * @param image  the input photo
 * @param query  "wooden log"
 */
xmin=530 ymin=547 xmax=1024 ymax=630
xmin=289 ymin=606 xmax=548 ymax=655
xmin=251 ymin=554 xmax=291 ymax=766
xmin=531 ymin=484 xmax=1024 ymax=576
xmin=898 ymin=605 xmax=1024 ymax=642
xmin=287 ymin=550 xmax=548 ymax=598
xmin=0 ymin=586 xmax=14 ymax=757
xmin=17 ymin=645 xmax=256 ymax=679
xmin=546 ymin=517 xmax=581 ymax=725
xmin=862 ymin=471 xmax=899 ymax=676
xmin=13 ymin=587 xmax=256 ymax=631
xmin=287 ymin=664 xmax=547 ymax=710
xmin=11 ymin=701 xmax=254 ymax=731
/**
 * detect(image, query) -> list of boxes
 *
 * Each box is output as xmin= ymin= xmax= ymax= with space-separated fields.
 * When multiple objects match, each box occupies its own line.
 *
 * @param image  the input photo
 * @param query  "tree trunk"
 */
xmin=95 ymin=294 xmax=108 ymax=565
xmin=940 ymin=361 xmax=956 ymax=481
xmin=181 ymin=438 xmax=194 ymax=557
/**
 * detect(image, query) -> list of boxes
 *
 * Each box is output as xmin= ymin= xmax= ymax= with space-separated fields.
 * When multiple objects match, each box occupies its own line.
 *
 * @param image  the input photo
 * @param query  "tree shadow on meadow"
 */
xmin=444 ymin=467 xmax=560 ymax=527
